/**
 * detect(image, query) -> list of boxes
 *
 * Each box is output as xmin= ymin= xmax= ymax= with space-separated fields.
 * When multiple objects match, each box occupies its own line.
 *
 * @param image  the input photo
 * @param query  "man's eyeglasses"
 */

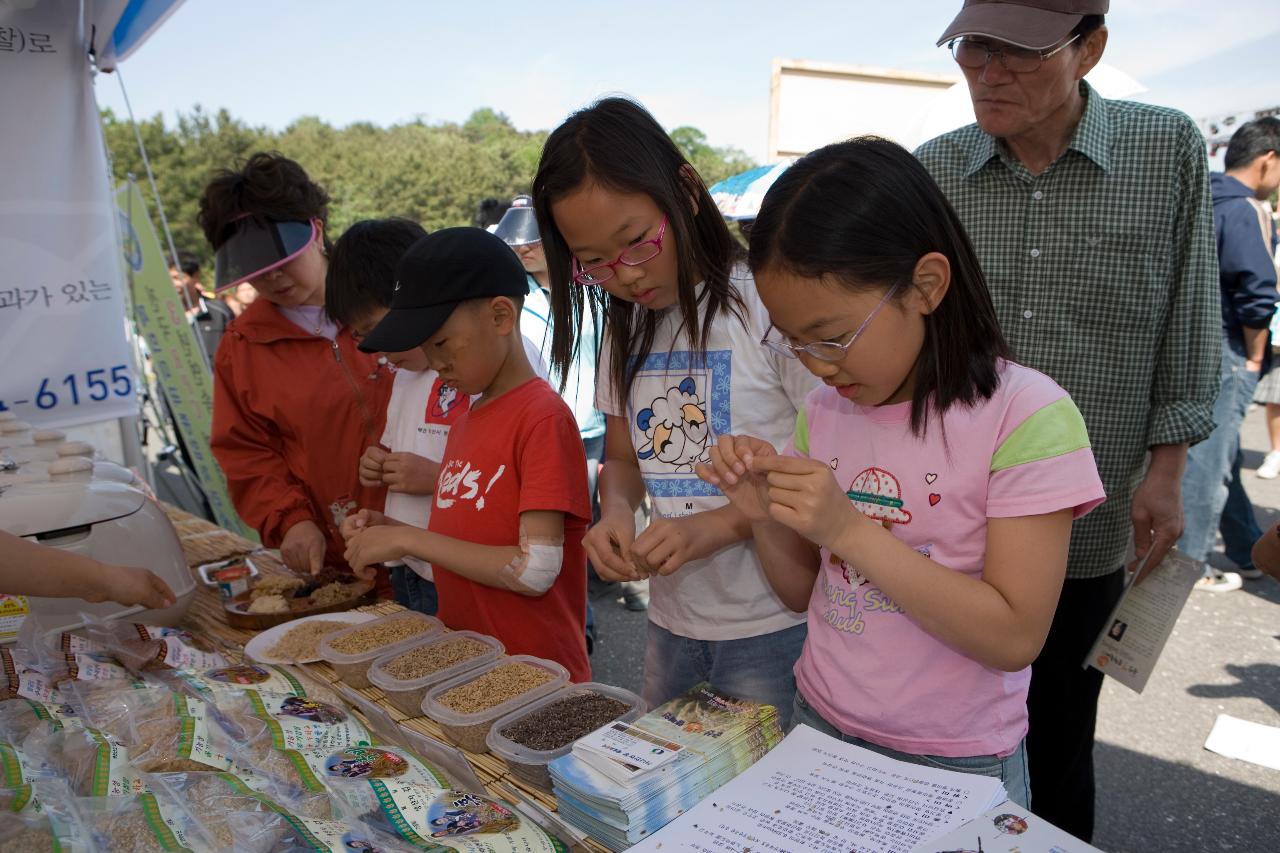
xmin=761 ymin=283 xmax=902 ymax=363
xmin=572 ymin=218 xmax=667 ymax=286
xmin=949 ymin=33 xmax=1080 ymax=74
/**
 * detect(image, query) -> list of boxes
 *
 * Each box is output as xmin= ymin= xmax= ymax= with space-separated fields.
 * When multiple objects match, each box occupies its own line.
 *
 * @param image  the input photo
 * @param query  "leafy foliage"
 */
xmin=101 ymin=107 xmax=755 ymax=267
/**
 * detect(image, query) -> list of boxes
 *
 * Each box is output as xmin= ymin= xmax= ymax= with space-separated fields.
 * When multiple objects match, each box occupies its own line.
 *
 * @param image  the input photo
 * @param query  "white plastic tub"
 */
xmin=317 ymin=611 xmax=442 ymax=688
xmin=421 ymin=655 xmax=568 ymax=753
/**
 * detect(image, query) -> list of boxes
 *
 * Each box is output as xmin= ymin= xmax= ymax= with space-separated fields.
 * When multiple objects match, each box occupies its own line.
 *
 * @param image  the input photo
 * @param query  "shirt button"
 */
xmin=1023 ymin=309 xmax=1034 ymax=319
xmin=1029 ymin=248 xmax=1041 ymax=258
xmin=1032 ymin=191 xmax=1044 ymax=200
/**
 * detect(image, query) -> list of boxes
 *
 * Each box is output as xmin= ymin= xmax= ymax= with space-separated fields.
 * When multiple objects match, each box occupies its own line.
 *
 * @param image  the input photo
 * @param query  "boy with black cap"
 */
xmin=341 ymin=227 xmax=591 ymax=681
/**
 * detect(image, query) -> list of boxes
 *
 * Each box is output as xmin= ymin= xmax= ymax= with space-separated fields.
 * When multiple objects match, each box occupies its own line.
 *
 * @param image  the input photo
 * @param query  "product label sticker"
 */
xmin=368 ymin=782 xmax=564 ymax=852
xmin=247 ymin=690 xmax=372 ymax=752
xmin=0 ymin=596 xmax=29 ymax=644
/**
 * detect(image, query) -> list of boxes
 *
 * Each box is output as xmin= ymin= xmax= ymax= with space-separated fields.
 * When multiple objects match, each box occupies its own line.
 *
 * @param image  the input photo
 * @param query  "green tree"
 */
xmin=102 ymin=106 xmax=754 ymax=267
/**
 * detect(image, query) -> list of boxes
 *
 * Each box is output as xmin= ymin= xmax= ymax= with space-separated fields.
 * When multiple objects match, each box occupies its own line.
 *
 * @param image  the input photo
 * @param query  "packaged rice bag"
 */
xmin=148 ymin=770 xmax=331 ymax=849
xmin=127 ymin=690 xmax=252 ymax=774
xmin=227 ymin=690 xmax=373 ymax=754
xmin=78 ymin=616 xmax=227 ymax=676
xmin=0 ymin=781 xmax=37 ymax=814
xmin=174 ymin=663 xmax=324 ymax=699
xmin=80 ymin=791 xmax=216 ymax=852
xmin=22 ymin=725 xmax=150 ymax=797
xmin=329 ymin=782 xmax=567 ymax=853
xmin=62 ymin=680 xmax=161 ymax=736
xmin=0 ymin=780 xmax=95 ymax=852
xmin=226 ymin=810 xmax=417 ymax=853
xmin=0 ymin=697 xmax=84 ymax=741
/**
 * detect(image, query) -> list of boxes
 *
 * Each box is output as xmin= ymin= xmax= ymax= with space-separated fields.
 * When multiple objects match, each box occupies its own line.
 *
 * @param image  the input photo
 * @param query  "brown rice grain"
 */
xmin=382 ymin=636 xmax=492 ymax=681
xmin=266 ymin=620 xmax=350 ymax=661
xmin=437 ymin=663 xmax=555 ymax=714
xmin=328 ymin=616 xmax=432 ymax=654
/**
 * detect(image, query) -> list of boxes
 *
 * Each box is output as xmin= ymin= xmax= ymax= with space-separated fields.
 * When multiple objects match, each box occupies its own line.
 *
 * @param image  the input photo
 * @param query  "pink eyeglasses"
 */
xmin=571 ymin=217 xmax=667 ymax=286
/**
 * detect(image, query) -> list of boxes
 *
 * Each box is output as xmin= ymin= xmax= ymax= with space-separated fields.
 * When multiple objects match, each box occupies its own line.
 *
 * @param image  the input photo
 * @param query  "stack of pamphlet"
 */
xmin=548 ymin=683 xmax=783 ymax=850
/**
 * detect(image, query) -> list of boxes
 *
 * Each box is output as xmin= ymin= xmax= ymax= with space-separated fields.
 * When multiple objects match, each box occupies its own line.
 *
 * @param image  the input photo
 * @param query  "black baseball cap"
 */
xmin=358 ymin=227 xmax=529 ymax=354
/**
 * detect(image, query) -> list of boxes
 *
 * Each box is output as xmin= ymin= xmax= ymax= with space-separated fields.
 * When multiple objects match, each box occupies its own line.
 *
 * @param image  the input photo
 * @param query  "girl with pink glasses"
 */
xmin=531 ymin=97 xmax=816 ymax=723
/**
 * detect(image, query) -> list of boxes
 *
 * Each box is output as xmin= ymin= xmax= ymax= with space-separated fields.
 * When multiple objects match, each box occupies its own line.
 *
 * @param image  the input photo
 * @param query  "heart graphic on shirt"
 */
xmin=924 ymin=473 xmax=937 ymax=485
xmin=829 ymin=458 xmax=839 ymax=470
xmin=928 ymin=493 xmax=941 ymax=506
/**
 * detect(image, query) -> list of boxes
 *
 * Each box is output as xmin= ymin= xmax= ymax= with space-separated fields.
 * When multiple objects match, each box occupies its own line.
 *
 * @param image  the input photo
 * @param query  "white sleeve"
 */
xmin=522 ymin=335 xmax=550 ymax=381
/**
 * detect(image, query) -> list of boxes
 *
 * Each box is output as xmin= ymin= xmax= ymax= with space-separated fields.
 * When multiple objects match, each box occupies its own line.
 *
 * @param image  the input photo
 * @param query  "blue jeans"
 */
xmin=1219 ymin=448 xmax=1261 ymax=568
xmin=1179 ymin=348 xmax=1261 ymax=564
xmin=791 ymin=691 xmax=1031 ymax=808
xmin=390 ymin=565 xmax=438 ymax=616
xmin=641 ymin=621 xmax=807 ymax=729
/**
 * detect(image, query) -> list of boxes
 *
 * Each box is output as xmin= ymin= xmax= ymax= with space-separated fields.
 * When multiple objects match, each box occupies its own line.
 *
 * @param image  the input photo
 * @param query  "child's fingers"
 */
xmin=709 ymin=438 xmax=745 ymax=485
xmin=694 ymin=461 xmax=721 ymax=487
xmin=584 ymin=528 xmax=634 ymax=580
xmin=751 ymin=454 xmax=824 ymax=475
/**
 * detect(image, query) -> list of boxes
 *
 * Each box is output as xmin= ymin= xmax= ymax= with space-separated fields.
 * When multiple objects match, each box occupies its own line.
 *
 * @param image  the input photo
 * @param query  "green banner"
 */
xmin=115 ymin=181 xmax=252 ymax=538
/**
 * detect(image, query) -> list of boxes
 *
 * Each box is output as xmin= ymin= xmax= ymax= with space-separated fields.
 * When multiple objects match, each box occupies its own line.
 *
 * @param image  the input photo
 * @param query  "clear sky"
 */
xmin=95 ymin=0 xmax=1279 ymax=163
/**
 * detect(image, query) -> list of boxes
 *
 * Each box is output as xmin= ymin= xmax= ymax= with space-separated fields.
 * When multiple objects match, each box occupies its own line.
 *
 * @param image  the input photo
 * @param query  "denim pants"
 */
xmin=1178 ymin=347 xmax=1261 ymax=563
xmin=791 ymin=691 xmax=1031 ymax=808
xmin=390 ymin=565 xmax=438 ymax=616
xmin=642 ymin=621 xmax=807 ymax=729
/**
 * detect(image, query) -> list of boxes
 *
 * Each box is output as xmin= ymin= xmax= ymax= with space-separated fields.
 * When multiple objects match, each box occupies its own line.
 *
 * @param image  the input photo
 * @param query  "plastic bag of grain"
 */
xmin=80 ymin=791 xmax=217 ymax=852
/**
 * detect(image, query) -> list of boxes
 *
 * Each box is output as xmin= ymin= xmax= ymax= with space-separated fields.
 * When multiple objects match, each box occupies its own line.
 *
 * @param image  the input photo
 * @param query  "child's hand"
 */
xmin=89 ymin=564 xmax=177 ymax=610
xmin=696 ymin=435 xmax=778 ymax=522
xmin=584 ymin=510 xmax=641 ymax=582
xmin=359 ymin=446 xmax=389 ymax=489
xmin=340 ymin=508 xmax=386 ymax=542
xmin=751 ymin=455 xmax=858 ymax=550
xmin=382 ymin=452 xmax=439 ymax=495
xmin=343 ymin=526 xmax=407 ymax=580
xmin=632 ymin=515 xmax=715 ymax=577
xmin=281 ymin=519 xmax=326 ymax=576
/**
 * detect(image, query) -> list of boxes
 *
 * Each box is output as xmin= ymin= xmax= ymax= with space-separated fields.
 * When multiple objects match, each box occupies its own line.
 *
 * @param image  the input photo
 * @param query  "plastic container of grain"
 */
xmin=317 ymin=611 xmax=442 ymax=689
xmin=421 ymin=655 xmax=568 ymax=753
xmin=367 ymin=631 xmax=505 ymax=717
xmin=486 ymin=682 xmax=646 ymax=792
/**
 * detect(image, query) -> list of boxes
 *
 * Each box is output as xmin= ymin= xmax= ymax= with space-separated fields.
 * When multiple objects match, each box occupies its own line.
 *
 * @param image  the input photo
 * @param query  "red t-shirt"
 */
xmin=428 ymin=378 xmax=591 ymax=682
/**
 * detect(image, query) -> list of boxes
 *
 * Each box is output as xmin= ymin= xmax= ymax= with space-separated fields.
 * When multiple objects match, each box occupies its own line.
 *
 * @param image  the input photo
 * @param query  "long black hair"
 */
xmin=532 ymin=97 xmax=743 ymax=400
xmin=749 ymin=137 xmax=1010 ymax=436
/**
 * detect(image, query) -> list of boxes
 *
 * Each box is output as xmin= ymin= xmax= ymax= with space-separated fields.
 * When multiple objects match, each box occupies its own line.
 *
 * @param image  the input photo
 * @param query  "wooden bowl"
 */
xmin=224 ymin=580 xmax=377 ymax=629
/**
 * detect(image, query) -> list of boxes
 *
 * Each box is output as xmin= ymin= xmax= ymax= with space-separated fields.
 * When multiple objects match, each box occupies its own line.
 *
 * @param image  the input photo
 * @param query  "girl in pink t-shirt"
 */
xmin=698 ymin=138 xmax=1105 ymax=806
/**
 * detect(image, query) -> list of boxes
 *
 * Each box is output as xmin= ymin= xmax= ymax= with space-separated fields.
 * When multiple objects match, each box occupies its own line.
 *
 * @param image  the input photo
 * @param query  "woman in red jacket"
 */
xmin=200 ymin=153 xmax=392 ymax=585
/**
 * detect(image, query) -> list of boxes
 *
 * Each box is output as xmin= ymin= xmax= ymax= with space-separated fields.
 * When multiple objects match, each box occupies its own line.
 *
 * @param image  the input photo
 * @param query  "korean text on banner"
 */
xmin=0 ymin=2 xmax=138 ymax=428
xmin=117 ymin=182 xmax=251 ymax=537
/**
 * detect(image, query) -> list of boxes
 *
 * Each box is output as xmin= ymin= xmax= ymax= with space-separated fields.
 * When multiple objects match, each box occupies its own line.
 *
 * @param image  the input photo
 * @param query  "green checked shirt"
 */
xmin=917 ymin=82 xmax=1221 ymax=579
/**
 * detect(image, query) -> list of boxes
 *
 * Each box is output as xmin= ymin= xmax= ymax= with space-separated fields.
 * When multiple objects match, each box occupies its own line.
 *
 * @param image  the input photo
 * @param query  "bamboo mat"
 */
xmin=165 ymin=504 xmax=610 ymax=852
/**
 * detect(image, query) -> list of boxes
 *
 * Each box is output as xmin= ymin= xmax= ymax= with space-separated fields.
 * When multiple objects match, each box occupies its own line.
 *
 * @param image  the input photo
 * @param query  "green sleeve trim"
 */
xmin=793 ymin=408 xmax=810 ymax=456
xmin=990 ymin=397 xmax=1091 ymax=473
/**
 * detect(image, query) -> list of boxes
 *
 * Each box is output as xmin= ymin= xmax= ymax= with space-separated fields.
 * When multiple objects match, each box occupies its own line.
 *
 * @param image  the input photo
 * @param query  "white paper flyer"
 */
xmin=1085 ymin=549 xmax=1201 ymax=692
xmin=628 ymin=725 xmax=1006 ymax=853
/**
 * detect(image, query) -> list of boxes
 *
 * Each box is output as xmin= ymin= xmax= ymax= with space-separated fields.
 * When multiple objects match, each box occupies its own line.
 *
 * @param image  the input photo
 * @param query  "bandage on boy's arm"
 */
xmin=394 ymin=510 xmax=566 ymax=597
xmin=598 ymin=415 xmax=646 ymax=517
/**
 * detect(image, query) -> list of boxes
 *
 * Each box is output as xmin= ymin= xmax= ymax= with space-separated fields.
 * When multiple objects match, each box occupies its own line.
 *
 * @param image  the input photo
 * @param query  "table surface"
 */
xmin=163 ymin=503 xmax=609 ymax=853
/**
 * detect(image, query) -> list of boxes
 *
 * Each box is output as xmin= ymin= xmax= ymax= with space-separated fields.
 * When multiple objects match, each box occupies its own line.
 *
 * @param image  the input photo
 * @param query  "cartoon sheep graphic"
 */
xmin=635 ymin=377 xmax=712 ymax=473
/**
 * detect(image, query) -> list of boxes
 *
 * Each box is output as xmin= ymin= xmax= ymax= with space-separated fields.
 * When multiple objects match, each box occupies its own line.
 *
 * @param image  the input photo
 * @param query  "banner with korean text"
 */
xmin=0 ymin=2 xmax=138 ymax=428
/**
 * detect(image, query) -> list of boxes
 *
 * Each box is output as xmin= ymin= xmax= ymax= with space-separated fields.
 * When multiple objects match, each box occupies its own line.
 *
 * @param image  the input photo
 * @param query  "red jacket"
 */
xmin=211 ymin=299 xmax=392 ymax=576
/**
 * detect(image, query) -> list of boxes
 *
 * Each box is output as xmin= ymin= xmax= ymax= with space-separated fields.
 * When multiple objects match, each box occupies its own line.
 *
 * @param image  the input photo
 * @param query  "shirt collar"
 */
xmin=964 ymin=80 xmax=1112 ymax=178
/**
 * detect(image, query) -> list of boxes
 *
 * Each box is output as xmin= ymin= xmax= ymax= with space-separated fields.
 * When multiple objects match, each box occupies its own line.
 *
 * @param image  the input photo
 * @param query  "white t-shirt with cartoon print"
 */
xmin=596 ymin=269 xmax=816 ymax=641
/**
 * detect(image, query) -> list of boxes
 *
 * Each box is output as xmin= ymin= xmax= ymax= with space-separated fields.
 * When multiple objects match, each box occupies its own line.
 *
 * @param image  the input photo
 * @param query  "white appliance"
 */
xmin=0 ymin=427 xmax=195 ymax=640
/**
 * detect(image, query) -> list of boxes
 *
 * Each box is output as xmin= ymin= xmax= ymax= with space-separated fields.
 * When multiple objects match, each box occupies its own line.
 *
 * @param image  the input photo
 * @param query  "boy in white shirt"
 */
xmin=326 ymin=218 xmax=548 ymax=611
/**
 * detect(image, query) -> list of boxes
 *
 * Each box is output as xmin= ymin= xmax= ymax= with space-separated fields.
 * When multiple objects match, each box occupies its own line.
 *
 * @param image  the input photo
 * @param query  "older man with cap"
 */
xmin=915 ymin=1 xmax=1219 ymax=841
